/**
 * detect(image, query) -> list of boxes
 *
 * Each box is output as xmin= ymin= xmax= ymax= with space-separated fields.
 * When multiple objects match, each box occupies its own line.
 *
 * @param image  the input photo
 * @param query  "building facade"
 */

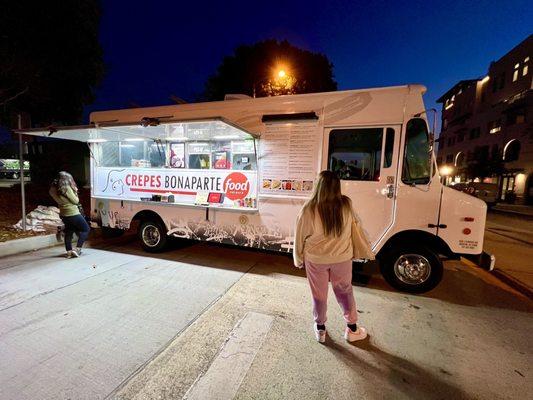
xmin=437 ymin=35 xmax=532 ymax=204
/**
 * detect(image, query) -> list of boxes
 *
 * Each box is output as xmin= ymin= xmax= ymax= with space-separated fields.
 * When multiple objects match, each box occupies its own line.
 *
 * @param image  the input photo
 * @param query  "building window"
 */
xmin=513 ymin=63 xmax=519 ymax=82
xmin=488 ymin=120 xmax=502 ymax=134
xmin=455 ymin=152 xmax=465 ymax=167
xmin=523 ymin=56 xmax=530 ymax=76
xmin=469 ymin=127 xmax=481 ymax=139
xmin=491 ymin=144 xmax=499 ymax=160
xmin=499 ymin=72 xmax=505 ymax=89
xmin=508 ymin=111 xmax=526 ymax=125
xmin=446 ymin=154 xmax=453 ymax=163
xmin=503 ymin=139 xmax=521 ymax=162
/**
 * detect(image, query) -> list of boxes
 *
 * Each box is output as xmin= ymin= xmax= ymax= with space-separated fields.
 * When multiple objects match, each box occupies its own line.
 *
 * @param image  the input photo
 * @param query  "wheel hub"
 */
xmin=393 ymin=254 xmax=431 ymax=285
xmin=142 ymin=224 xmax=161 ymax=247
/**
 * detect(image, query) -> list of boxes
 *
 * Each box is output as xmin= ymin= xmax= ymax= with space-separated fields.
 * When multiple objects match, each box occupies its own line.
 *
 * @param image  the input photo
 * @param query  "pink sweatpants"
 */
xmin=305 ymin=260 xmax=358 ymax=325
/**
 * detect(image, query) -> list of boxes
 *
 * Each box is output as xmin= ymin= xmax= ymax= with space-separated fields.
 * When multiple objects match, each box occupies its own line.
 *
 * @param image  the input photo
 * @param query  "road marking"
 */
xmin=183 ymin=311 xmax=274 ymax=400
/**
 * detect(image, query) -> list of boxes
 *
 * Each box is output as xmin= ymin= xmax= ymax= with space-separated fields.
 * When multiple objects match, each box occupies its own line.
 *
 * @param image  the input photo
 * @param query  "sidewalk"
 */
xmin=492 ymin=203 xmax=533 ymax=219
xmin=110 ymin=259 xmax=532 ymax=400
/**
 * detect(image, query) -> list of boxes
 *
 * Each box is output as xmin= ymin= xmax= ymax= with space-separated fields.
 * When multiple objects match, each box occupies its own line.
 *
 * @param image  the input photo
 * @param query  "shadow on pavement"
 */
xmin=325 ymin=337 xmax=471 ymax=400
xmin=86 ymin=234 xmax=533 ymax=313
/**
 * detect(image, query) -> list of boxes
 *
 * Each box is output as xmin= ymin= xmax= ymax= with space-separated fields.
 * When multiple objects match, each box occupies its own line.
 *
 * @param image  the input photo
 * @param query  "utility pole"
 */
xmin=18 ymin=114 xmax=26 ymax=231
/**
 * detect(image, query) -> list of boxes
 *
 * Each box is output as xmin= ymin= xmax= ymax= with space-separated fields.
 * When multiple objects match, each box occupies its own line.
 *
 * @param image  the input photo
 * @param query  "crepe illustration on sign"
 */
xmin=101 ymin=169 xmax=126 ymax=196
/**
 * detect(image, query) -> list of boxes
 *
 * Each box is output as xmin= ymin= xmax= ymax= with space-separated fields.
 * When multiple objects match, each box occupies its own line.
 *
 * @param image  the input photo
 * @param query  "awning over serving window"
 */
xmin=14 ymin=118 xmax=256 ymax=142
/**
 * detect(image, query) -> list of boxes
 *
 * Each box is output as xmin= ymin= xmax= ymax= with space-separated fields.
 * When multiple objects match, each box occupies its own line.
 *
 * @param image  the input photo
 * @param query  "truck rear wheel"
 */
xmin=379 ymin=246 xmax=443 ymax=293
xmin=139 ymin=220 xmax=168 ymax=252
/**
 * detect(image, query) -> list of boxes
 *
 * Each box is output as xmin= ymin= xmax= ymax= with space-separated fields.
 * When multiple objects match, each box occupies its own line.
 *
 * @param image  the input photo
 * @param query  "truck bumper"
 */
xmin=462 ymin=251 xmax=496 ymax=271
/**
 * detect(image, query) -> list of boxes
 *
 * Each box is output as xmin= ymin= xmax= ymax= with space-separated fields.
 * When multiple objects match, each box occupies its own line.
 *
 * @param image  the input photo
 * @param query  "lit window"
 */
xmin=523 ymin=56 xmax=529 ymax=76
xmin=513 ymin=63 xmax=519 ymax=81
xmin=489 ymin=120 xmax=502 ymax=134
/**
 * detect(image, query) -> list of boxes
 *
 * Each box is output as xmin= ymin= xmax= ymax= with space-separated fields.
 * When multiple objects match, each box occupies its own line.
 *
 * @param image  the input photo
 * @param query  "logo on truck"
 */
xmin=224 ymin=172 xmax=250 ymax=200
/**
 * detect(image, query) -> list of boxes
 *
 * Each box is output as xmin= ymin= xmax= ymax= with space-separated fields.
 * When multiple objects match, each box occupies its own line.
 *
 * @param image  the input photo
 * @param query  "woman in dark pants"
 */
xmin=49 ymin=171 xmax=90 ymax=258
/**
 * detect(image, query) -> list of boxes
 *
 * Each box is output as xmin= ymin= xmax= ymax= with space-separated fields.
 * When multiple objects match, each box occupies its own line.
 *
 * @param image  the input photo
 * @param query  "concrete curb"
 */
xmin=492 ymin=268 xmax=533 ymax=300
xmin=0 ymin=234 xmax=62 ymax=258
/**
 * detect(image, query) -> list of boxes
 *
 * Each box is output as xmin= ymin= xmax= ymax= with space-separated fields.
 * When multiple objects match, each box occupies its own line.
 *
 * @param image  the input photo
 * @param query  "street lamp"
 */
xmin=253 ymin=67 xmax=291 ymax=98
xmin=439 ymin=165 xmax=454 ymax=185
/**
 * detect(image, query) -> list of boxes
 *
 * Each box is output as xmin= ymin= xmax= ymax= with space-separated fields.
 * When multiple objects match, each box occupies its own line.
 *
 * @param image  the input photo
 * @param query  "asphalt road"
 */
xmin=1 ymin=235 xmax=532 ymax=399
xmin=484 ymin=211 xmax=533 ymax=289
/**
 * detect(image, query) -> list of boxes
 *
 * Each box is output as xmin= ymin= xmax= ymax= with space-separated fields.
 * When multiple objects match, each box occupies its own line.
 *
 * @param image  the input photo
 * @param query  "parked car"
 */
xmin=452 ymin=182 xmax=498 ymax=209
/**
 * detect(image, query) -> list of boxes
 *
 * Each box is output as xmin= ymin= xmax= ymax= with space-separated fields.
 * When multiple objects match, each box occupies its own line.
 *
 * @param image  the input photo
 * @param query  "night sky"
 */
xmin=87 ymin=0 xmax=532 ymax=129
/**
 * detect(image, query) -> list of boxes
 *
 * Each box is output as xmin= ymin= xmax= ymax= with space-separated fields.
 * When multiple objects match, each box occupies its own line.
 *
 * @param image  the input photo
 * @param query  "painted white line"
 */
xmin=183 ymin=311 xmax=274 ymax=400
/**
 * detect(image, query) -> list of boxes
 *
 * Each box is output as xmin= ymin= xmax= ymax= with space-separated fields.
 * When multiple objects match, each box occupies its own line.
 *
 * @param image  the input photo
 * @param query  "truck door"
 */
xmin=324 ymin=126 xmax=400 ymax=247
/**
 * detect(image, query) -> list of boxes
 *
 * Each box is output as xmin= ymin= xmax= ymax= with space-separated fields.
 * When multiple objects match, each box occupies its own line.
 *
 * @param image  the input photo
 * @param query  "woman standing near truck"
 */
xmin=49 ymin=171 xmax=90 ymax=258
xmin=294 ymin=170 xmax=374 ymax=343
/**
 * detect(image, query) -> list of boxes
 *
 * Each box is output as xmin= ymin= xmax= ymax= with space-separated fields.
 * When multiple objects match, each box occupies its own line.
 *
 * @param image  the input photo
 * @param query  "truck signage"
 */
xmin=94 ymin=167 xmax=257 ymax=206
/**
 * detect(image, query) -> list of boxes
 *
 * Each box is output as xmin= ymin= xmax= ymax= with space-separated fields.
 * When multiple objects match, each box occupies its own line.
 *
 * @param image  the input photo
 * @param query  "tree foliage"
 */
xmin=0 ymin=0 xmax=105 ymax=127
xmin=466 ymin=145 xmax=506 ymax=180
xmin=204 ymin=39 xmax=337 ymax=100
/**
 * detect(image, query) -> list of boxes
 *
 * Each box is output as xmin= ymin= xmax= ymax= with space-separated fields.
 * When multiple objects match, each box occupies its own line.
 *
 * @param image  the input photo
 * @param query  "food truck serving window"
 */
xmin=91 ymin=120 xmax=258 ymax=210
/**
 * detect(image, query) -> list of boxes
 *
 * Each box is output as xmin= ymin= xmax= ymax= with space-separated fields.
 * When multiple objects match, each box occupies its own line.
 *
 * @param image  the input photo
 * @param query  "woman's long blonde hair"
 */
xmin=303 ymin=170 xmax=351 ymax=237
xmin=53 ymin=171 xmax=77 ymax=196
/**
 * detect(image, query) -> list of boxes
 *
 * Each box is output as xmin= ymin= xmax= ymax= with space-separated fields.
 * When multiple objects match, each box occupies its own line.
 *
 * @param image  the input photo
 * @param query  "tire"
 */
xmin=101 ymin=226 xmax=125 ymax=238
xmin=138 ymin=219 xmax=168 ymax=253
xmin=379 ymin=245 xmax=443 ymax=293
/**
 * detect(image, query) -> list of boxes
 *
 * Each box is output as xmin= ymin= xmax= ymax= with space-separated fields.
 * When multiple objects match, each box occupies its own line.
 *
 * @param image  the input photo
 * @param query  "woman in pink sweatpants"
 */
xmin=294 ymin=170 xmax=374 ymax=343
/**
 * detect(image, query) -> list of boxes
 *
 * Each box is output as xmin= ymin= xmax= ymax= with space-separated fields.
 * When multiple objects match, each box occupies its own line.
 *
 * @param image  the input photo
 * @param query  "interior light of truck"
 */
xmin=87 ymin=138 xmax=107 ymax=143
xmin=463 ymin=217 xmax=475 ymax=222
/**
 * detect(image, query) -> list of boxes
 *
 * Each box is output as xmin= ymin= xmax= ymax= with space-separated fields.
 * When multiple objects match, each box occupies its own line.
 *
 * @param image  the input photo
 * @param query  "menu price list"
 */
xmin=260 ymin=122 xmax=320 ymax=193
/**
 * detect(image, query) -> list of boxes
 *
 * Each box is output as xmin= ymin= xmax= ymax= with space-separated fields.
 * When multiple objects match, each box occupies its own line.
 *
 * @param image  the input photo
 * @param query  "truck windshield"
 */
xmin=402 ymin=118 xmax=431 ymax=185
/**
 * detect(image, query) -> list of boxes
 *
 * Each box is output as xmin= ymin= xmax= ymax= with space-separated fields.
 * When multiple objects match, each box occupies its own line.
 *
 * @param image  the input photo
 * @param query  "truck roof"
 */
xmin=90 ymin=84 xmax=427 ymax=133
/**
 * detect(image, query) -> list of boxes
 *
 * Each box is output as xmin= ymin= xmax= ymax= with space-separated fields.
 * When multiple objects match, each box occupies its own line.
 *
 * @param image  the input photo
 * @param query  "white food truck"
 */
xmin=19 ymin=85 xmax=493 ymax=293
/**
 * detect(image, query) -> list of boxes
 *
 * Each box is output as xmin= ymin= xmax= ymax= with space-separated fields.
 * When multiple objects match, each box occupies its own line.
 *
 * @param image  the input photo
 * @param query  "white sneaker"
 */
xmin=66 ymin=251 xmax=72 ymax=259
xmin=314 ymin=324 xmax=326 ymax=343
xmin=344 ymin=326 xmax=367 ymax=342
xmin=70 ymin=249 xmax=79 ymax=258
xmin=76 ymin=247 xmax=83 ymax=256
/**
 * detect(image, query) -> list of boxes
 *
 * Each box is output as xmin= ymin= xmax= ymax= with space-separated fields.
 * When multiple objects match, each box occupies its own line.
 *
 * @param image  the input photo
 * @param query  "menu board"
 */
xmin=259 ymin=122 xmax=321 ymax=194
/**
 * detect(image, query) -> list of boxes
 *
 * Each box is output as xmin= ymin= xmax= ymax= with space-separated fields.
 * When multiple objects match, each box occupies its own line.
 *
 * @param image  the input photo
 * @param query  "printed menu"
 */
xmin=259 ymin=122 xmax=320 ymax=194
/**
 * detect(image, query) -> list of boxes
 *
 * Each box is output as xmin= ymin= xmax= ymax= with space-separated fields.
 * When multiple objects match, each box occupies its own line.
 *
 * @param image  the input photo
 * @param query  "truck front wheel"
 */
xmin=379 ymin=246 xmax=443 ymax=293
xmin=139 ymin=220 xmax=168 ymax=252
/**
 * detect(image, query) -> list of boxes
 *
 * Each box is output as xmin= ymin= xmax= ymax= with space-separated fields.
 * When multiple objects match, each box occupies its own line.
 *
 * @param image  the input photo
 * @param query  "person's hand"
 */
xmin=294 ymin=263 xmax=304 ymax=269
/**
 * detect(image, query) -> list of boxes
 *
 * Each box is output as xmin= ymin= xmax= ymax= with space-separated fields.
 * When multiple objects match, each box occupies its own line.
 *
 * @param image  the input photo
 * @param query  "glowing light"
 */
xmin=480 ymin=75 xmax=490 ymax=84
xmin=277 ymin=69 xmax=286 ymax=78
xmin=439 ymin=165 xmax=454 ymax=176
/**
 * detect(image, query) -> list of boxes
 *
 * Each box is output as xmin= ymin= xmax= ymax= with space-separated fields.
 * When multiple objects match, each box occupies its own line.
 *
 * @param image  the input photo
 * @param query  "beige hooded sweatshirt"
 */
xmin=293 ymin=204 xmax=374 ymax=267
